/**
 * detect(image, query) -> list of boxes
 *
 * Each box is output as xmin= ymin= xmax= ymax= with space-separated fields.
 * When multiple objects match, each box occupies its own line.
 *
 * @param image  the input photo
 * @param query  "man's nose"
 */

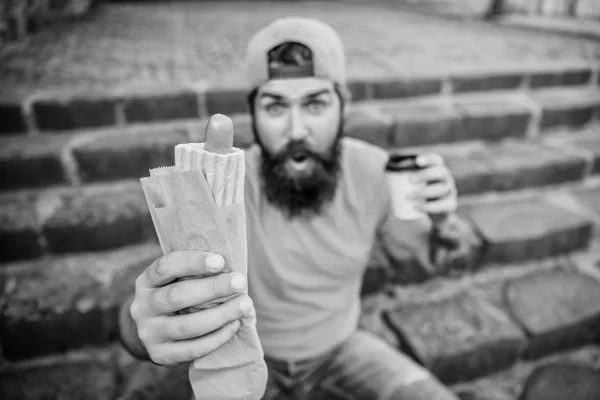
xmin=287 ymin=107 xmax=309 ymax=141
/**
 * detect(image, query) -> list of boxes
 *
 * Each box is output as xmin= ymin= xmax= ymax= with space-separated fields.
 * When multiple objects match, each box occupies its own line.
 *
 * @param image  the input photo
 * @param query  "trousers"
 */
xmin=261 ymin=330 xmax=459 ymax=400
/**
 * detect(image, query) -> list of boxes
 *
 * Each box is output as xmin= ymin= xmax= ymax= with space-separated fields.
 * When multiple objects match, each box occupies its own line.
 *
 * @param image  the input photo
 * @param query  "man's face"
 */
xmin=252 ymin=77 xmax=344 ymax=218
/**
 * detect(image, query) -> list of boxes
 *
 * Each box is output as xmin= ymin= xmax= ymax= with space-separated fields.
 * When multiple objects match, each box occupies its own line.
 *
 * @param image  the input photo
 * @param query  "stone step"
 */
xmin=360 ymin=232 xmax=600 ymax=387
xmin=2 ymin=185 xmax=600 ymax=362
xmin=1 ymin=86 xmax=599 ymax=193
xmin=1 ymin=126 xmax=599 ymax=263
xmin=0 ymin=344 xmax=193 ymax=400
xmin=2 ymin=249 xmax=599 ymax=400
xmin=0 ymin=241 xmax=161 ymax=361
xmin=1 ymin=62 xmax=597 ymax=135
xmin=401 ymin=123 xmax=599 ymax=197
xmin=0 ymin=120 xmax=202 ymax=192
xmin=0 ymin=180 xmax=157 ymax=262
xmin=362 ymin=181 xmax=600 ymax=292
xmin=0 ymin=346 xmax=121 ymax=400
xmin=2 ymin=343 xmax=599 ymax=400
xmin=385 ymin=269 xmax=600 ymax=384
xmin=451 ymin=346 xmax=600 ymax=400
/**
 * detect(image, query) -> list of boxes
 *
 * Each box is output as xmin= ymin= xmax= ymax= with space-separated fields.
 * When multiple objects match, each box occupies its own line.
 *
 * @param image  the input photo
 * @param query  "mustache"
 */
xmin=267 ymin=139 xmax=336 ymax=167
xmin=254 ymin=121 xmax=344 ymax=219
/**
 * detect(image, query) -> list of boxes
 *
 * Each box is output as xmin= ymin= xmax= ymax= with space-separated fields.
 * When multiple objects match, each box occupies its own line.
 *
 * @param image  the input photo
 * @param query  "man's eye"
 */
xmin=306 ymin=100 xmax=326 ymax=113
xmin=266 ymin=103 xmax=285 ymax=115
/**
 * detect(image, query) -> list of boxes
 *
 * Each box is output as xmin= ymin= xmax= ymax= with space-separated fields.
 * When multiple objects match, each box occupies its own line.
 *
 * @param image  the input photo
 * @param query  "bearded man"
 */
xmin=119 ymin=17 xmax=480 ymax=400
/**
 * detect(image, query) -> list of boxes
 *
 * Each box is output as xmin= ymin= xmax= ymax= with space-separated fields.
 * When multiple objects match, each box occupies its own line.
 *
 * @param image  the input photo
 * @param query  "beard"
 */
xmin=253 ymin=122 xmax=344 ymax=219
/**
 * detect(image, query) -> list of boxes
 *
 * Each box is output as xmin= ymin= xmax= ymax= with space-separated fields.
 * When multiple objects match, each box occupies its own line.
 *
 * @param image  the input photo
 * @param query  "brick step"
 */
xmin=1 ymin=62 xmax=597 ymax=135
xmin=2 ymin=344 xmax=598 ymax=400
xmin=0 ymin=346 xmax=121 ymax=400
xmin=0 ymin=344 xmax=192 ymax=400
xmin=351 ymin=87 xmax=600 ymax=148
xmin=2 ymin=246 xmax=599 ymax=400
xmin=361 ymin=181 xmax=600 ymax=292
xmin=398 ymin=123 xmax=600 ymax=197
xmin=2 ymin=86 xmax=599 ymax=193
xmin=0 ymin=180 xmax=157 ymax=262
xmin=2 ymin=185 xmax=600 ymax=362
xmin=1 ymin=125 xmax=599 ymax=263
xmin=451 ymin=346 xmax=600 ymax=400
xmin=0 ymin=241 xmax=161 ymax=361
xmin=360 ymin=233 xmax=600 ymax=386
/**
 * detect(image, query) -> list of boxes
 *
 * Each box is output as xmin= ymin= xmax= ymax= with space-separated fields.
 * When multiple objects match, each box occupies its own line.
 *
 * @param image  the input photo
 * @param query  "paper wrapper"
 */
xmin=139 ymin=144 xmax=267 ymax=400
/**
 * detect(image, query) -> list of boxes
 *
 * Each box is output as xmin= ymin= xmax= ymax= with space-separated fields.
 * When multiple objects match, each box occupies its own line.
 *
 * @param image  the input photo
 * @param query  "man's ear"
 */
xmin=344 ymin=102 xmax=352 ymax=118
xmin=339 ymin=85 xmax=352 ymax=117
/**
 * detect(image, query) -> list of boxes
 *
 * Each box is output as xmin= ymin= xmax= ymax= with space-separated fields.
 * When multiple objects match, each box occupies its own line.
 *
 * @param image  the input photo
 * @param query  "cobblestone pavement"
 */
xmin=1 ymin=1 xmax=600 ymax=93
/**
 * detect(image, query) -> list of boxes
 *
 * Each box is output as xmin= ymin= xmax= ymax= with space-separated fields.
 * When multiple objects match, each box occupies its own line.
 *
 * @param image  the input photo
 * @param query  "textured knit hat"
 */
xmin=245 ymin=17 xmax=346 ymax=90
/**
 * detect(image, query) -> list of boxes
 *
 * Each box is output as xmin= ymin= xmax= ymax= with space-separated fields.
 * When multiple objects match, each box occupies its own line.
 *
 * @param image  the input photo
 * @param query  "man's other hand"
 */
xmin=408 ymin=153 xmax=458 ymax=224
xmin=129 ymin=250 xmax=254 ymax=365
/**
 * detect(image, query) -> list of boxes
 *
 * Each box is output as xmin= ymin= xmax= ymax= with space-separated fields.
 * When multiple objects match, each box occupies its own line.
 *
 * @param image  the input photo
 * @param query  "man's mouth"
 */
xmin=292 ymin=153 xmax=307 ymax=163
xmin=287 ymin=152 xmax=311 ymax=170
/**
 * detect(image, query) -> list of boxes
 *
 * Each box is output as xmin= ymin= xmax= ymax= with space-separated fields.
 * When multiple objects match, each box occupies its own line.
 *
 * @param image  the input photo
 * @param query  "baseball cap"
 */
xmin=245 ymin=17 xmax=347 ymax=90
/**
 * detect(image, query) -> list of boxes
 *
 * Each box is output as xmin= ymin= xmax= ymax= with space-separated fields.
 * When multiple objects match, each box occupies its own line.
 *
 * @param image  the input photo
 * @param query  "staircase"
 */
xmin=1 ymin=61 xmax=600 ymax=399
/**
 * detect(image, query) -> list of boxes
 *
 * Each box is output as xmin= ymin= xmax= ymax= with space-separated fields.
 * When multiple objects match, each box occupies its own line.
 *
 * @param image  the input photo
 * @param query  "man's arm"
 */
xmin=377 ymin=211 xmax=483 ymax=281
xmin=428 ymin=213 xmax=484 ymax=275
xmin=374 ymin=152 xmax=483 ymax=281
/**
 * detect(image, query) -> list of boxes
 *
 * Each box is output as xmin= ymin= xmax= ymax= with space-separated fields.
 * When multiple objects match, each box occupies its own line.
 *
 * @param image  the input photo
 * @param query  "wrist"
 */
xmin=430 ymin=212 xmax=461 ymax=250
xmin=429 ymin=211 xmax=451 ymax=229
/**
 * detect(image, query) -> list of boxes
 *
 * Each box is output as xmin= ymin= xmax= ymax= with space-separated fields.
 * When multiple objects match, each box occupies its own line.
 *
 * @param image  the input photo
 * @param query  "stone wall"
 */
xmin=0 ymin=0 xmax=96 ymax=43
xmin=355 ymin=0 xmax=600 ymax=19
xmin=504 ymin=0 xmax=600 ymax=19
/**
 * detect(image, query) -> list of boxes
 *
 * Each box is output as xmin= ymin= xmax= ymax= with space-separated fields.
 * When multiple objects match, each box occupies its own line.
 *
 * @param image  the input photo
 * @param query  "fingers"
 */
xmin=149 ymin=319 xmax=244 ymax=366
xmin=416 ymin=152 xmax=444 ymax=168
xmin=144 ymin=294 xmax=254 ymax=365
xmin=418 ymin=190 xmax=457 ymax=214
xmin=413 ymin=165 xmax=449 ymax=185
xmin=155 ymin=294 xmax=254 ymax=341
xmin=143 ymin=251 xmax=225 ymax=288
xmin=148 ymin=272 xmax=247 ymax=315
xmin=410 ymin=182 xmax=452 ymax=202
xmin=408 ymin=155 xmax=458 ymax=216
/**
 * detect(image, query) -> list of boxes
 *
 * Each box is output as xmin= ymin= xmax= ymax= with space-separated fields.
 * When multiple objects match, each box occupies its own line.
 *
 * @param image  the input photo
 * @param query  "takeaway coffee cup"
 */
xmin=385 ymin=153 xmax=426 ymax=220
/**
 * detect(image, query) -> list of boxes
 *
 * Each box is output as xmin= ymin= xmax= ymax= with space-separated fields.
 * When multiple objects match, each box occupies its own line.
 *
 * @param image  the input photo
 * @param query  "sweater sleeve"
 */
xmin=374 ymin=169 xmax=484 ymax=282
